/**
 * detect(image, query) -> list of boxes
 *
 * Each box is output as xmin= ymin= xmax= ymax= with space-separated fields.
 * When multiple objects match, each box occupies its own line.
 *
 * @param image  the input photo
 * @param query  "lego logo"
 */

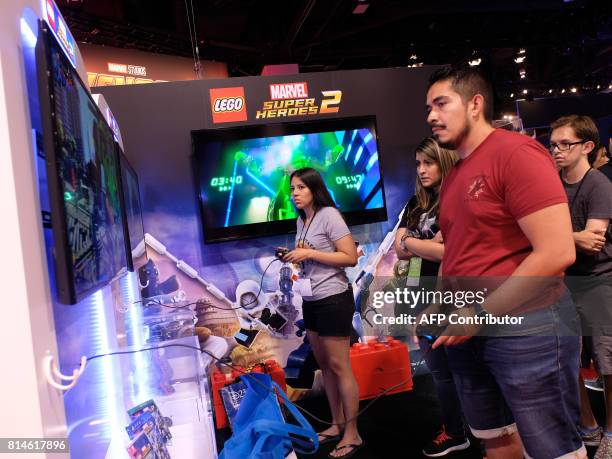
xmin=209 ymin=87 xmax=247 ymax=123
xmin=213 ymin=97 xmax=244 ymax=113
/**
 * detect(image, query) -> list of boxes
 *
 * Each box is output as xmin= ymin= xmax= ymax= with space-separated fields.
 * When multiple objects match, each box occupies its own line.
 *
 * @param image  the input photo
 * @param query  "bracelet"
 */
xmin=400 ymin=230 xmax=419 ymax=252
xmin=400 ymin=234 xmax=412 ymax=252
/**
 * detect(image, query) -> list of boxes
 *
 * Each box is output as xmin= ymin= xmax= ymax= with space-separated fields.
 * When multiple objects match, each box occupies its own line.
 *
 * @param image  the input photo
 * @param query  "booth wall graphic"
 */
xmin=94 ymin=67 xmax=433 ymax=371
xmin=81 ymin=42 xmax=229 ymax=87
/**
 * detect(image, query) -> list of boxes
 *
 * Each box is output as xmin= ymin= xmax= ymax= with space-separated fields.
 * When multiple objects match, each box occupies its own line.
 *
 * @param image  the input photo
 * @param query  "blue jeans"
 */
xmin=419 ymin=337 xmax=466 ymax=438
xmin=447 ymin=333 xmax=583 ymax=458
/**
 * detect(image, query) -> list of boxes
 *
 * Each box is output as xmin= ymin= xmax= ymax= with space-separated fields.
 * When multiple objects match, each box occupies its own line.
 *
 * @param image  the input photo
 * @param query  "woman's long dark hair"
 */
xmin=290 ymin=167 xmax=337 ymax=221
xmin=406 ymin=137 xmax=459 ymax=230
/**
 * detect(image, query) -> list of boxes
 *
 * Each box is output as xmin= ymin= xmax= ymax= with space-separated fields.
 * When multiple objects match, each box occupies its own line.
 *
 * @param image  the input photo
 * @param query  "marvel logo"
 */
xmin=269 ymin=82 xmax=308 ymax=100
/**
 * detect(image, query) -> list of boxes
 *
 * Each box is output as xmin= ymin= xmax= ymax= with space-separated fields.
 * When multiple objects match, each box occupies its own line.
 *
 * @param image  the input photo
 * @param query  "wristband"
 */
xmin=400 ymin=230 xmax=420 ymax=251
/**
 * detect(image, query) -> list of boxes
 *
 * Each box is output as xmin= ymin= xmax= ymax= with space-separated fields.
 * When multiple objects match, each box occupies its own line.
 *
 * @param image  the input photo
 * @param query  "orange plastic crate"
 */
xmin=350 ymin=337 xmax=413 ymax=400
xmin=210 ymin=359 xmax=286 ymax=429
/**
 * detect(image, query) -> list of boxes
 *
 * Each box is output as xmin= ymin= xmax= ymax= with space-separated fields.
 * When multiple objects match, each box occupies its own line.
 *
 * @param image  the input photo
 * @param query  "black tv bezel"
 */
xmin=192 ymin=115 xmax=387 ymax=244
xmin=115 ymin=143 xmax=145 ymax=272
xmin=36 ymin=20 xmax=128 ymax=303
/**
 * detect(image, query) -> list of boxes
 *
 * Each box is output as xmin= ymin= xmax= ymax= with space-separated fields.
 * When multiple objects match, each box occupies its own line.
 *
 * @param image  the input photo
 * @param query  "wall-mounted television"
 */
xmin=116 ymin=144 xmax=146 ymax=271
xmin=192 ymin=115 xmax=387 ymax=243
xmin=36 ymin=21 xmax=127 ymax=304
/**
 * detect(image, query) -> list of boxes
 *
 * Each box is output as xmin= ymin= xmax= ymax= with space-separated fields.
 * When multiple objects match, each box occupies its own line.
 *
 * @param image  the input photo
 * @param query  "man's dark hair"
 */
xmin=550 ymin=115 xmax=600 ymax=165
xmin=427 ymin=66 xmax=494 ymax=122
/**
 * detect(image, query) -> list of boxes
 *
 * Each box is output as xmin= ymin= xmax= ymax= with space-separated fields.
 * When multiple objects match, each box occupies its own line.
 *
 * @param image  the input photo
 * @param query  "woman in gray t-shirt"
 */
xmin=283 ymin=167 xmax=364 ymax=457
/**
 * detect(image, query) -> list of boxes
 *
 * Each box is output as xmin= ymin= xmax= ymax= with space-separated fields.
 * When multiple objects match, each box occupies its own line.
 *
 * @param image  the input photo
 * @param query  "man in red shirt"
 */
xmin=425 ymin=66 xmax=584 ymax=459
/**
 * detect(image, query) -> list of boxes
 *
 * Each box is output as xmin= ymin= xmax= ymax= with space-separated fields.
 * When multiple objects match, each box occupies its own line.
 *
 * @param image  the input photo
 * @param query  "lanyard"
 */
xmin=297 ymin=210 xmax=317 ymax=248
xmin=568 ymin=168 xmax=592 ymax=212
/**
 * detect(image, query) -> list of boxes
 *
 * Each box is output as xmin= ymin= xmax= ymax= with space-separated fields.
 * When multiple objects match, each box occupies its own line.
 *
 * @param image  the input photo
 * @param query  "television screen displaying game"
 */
xmin=192 ymin=116 xmax=387 ymax=243
xmin=36 ymin=21 xmax=127 ymax=303
xmin=117 ymin=145 xmax=145 ymax=271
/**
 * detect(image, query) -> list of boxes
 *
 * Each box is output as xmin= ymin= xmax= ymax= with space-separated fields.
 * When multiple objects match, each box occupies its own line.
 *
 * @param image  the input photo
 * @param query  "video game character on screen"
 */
xmin=49 ymin=40 xmax=126 ymax=292
xmin=197 ymin=124 xmax=383 ymax=229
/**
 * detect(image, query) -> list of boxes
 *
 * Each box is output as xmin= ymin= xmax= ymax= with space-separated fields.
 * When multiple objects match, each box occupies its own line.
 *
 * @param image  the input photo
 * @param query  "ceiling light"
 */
xmin=514 ymin=56 xmax=526 ymax=64
xmin=519 ymin=69 xmax=526 ymax=79
xmin=548 ymin=89 xmax=553 ymax=93
xmin=571 ymin=87 xmax=577 ymax=93
xmin=468 ymin=58 xmax=481 ymax=66
xmin=561 ymin=89 xmax=566 ymax=93
xmin=597 ymin=85 xmax=601 ymax=89
xmin=510 ymin=93 xmax=514 ymax=98
xmin=410 ymin=54 xmax=418 ymax=60
xmin=518 ymin=48 xmax=526 ymax=54
xmin=522 ymin=89 xmax=528 ymax=94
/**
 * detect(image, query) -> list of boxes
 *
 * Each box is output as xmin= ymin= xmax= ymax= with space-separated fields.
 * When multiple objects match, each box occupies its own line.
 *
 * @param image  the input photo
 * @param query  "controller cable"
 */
xmin=84 ymin=339 xmax=431 ymax=428
xmin=131 ymin=258 xmax=280 ymax=312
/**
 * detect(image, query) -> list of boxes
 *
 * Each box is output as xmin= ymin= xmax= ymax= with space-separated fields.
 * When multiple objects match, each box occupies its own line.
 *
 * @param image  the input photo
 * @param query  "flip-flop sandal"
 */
xmin=318 ymin=432 xmax=342 ymax=445
xmin=328 ymin=441 xmax=365 ymax=458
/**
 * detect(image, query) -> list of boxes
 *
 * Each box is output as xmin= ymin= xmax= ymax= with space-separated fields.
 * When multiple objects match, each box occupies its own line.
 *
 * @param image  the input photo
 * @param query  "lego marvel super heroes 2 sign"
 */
xmin=209 ymin=82 xmax=342 ymax=124
xmin=257 ymin=82 xmax=342 ymax=119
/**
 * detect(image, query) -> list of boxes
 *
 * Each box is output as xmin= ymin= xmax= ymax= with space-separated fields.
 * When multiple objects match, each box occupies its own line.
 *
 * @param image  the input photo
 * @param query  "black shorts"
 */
xmin=302 ymin=288 xmax=355 ymax=337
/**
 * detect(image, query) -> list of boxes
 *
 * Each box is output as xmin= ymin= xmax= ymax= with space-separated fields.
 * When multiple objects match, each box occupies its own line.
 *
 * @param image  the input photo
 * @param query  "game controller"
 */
xmin=275 ymin=247 xmax=290 ymax=259
xmin=415 ymin=322 xmax=446 ymax=341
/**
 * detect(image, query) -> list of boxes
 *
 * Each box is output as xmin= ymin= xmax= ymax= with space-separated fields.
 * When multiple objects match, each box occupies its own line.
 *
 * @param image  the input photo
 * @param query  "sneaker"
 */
xmin=579 ymin=425 xmax=602 ymax=447
xmin=595 ymin=434 xmax=612 ymax=459
xmin=585 ymin=375 xmax=605 ymax=392
xmin=422 ymin=427 xmax=470 ymax=457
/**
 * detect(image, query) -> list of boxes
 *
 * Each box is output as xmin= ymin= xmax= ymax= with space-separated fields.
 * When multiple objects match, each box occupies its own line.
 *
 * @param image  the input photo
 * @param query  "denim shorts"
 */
xmin=446 ymin=299 xmax=585 ymax=458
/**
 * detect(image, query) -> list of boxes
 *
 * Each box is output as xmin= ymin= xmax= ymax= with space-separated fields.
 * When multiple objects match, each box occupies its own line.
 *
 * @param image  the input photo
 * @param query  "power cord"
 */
xmin=83 ymin=339 xmax=431 ymax=427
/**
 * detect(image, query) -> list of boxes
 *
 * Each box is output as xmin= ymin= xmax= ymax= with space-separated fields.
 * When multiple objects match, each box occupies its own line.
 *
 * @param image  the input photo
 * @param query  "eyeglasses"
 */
xmin=549 ymin=140 xmax=586 ymax=153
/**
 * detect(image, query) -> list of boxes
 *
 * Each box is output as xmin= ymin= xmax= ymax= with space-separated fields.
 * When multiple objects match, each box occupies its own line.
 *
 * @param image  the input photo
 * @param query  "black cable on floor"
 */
xmin=84 ymin=339 xmax=431 ymax=427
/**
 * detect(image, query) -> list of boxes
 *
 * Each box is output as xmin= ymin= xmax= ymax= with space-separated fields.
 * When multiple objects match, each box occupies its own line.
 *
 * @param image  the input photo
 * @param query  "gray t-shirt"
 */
xmin=563 ymin=168 xmax=612 ymax=276
xmin=295 ymin=206 xmax=351 ymax=301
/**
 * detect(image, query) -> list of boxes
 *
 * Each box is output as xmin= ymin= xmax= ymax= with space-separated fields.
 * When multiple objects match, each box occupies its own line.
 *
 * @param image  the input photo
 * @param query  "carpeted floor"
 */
xmin=294 ymin=370 xmax=483 ymax=459
xmin=216 ymin=346 xmax=607 ymax=459
xmin=293 ymin=378 xmax=606 ymax=459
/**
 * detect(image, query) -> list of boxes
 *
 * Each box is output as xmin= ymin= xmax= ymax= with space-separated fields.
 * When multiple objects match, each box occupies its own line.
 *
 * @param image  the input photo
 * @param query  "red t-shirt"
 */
xmin=439 ymin=129 xmax=567 ymax=277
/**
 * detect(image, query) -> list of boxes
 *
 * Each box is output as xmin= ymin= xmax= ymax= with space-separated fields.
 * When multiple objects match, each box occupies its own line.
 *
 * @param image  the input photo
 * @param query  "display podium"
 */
xmin=101 ymin=335 xmax=219 ymax=459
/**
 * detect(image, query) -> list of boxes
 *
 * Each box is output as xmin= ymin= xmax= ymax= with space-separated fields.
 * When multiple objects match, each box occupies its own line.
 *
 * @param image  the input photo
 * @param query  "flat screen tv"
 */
xmin=192 ymin=115 xmax=387 ymax=243
xmin=36 ymin=20 xmax=127 ymax=304
xmin=116 ymin=144 xmax=146 ymax=271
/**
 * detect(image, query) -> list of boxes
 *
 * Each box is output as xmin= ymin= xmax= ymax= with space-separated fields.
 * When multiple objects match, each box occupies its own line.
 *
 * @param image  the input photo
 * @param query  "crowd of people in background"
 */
xmin=282 ymin=64 xmax=612 ymax=459
xmin=394 ymin=66 xmax=612 ymax=459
